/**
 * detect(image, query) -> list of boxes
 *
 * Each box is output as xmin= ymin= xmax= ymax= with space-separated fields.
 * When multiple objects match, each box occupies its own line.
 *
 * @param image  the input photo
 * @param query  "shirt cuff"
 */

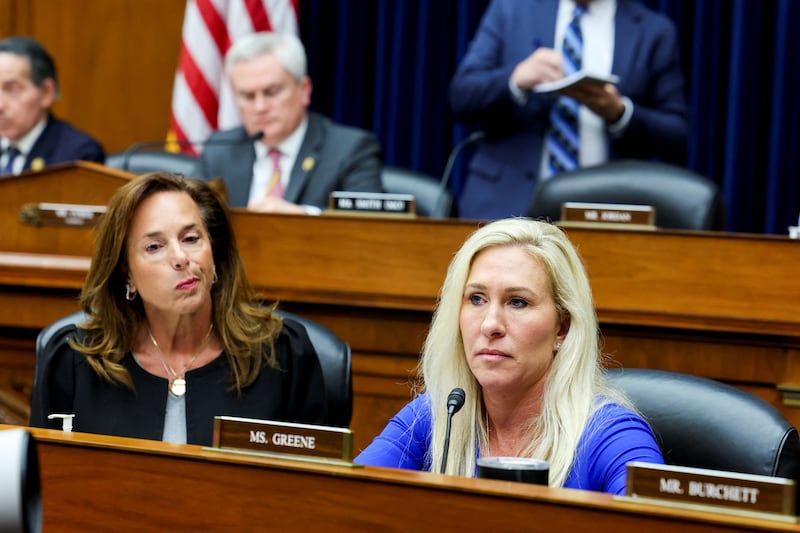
xmin=607 ymin=96 xmax=634 ymax=137
xmin=302 ymin=205 xmax=323 ymax=216
xmin=508 ymin=77 xmax=529 ymax=106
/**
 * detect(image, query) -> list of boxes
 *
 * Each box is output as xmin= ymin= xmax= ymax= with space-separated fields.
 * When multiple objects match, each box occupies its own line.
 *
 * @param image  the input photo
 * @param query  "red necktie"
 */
xmin=266 ymin=147 xmax=284 ymax=198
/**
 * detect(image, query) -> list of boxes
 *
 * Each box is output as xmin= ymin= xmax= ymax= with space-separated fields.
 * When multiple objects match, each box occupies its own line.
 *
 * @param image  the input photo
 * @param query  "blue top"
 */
xmin=355 ymin=394 xmax=664 ymax=494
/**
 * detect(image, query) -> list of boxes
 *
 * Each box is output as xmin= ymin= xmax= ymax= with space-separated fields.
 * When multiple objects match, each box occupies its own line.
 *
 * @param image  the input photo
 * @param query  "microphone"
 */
xmin=120 ymin=131 xmax=264 ymax=173
xmin=440 ymin=387 xmax=466 ymax=474
xmin=436 ymin=131 xmax=485 ymax=216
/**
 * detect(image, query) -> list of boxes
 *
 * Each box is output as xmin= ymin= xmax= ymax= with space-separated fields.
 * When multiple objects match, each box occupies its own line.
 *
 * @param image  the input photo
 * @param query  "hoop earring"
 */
xmin=125 ymin=283 xmax=136 ymax=301
xmin=212 ymin=267 xmax=218 ymax=285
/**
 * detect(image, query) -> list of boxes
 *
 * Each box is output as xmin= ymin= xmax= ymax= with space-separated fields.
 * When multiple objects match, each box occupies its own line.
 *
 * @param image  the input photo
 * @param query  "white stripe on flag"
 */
xmin=172 ymin=74 xmax=213 ymax=142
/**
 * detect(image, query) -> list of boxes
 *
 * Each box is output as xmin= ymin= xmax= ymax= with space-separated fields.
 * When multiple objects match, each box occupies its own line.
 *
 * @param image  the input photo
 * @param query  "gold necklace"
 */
xmin=147 ymin=324 xmax=213 ymax=397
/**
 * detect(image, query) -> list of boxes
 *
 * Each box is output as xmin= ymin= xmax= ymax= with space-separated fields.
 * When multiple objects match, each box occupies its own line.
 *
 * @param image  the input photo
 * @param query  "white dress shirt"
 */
xmin=248 ymin=118 xmax=308 ymax=202
xmin=542 ymin=0 xmax=617 ymax=176
xmin=0 ymin=117 xmax=47 ymax=175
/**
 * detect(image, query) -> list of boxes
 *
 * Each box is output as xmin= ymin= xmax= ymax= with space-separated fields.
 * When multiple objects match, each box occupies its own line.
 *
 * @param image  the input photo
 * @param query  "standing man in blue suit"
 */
xmin=194 ymin=32 xmax=383 ymax=215
xmin=0 ymin=36 xmax=105 ymax=176
xmin=450 ymin=0 xmax=689 ymax=220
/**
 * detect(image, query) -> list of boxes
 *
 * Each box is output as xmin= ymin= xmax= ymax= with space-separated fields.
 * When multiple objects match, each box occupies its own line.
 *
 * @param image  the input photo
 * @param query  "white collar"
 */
xmin=1 ymin=116 xmax=48 ymax=155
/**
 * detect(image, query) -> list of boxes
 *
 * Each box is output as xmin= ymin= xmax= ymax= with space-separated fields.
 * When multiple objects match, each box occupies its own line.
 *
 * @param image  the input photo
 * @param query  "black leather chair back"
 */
xmin=273 ymin=310 xmax=352 ymax=427
xmin=32 ymin=309 xmax=352 ymax=428
xmin=106 ymin=150 xmax=198 ymax=177
xmin=381 ymin=166 xmax=453 ymax=218
xmin=528 ymin=160 xmax=725 ymax=230
xmin=607 ymin=368 xmax=800 ymax=493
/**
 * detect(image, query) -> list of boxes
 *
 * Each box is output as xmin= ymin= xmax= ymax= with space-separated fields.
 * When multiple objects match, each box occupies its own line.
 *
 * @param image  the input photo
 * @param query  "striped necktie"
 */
xmin=1 ymin=145 xmax=21 ymax=176
xmin=545 ymin=4 xmax=586 ymax=178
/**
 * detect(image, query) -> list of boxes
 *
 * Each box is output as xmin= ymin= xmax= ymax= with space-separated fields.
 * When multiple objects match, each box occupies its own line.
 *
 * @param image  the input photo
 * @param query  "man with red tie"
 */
xmin=193 ymin=32 xmax=383 ymax=215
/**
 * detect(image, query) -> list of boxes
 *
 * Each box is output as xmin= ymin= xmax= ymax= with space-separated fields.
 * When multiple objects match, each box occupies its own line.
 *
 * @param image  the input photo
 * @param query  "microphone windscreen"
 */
xmin=447 ymin=387 xmax=466 ymax=414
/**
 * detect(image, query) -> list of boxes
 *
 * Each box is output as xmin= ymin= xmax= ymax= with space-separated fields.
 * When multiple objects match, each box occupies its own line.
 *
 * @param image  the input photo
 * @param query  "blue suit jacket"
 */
xmin=449 ymin=0 xmax=689 ymax=219
xmin=193 ymin=111 xmax=383 ymax=209
xmin=21 ymin=115 xmax=105 ymax=170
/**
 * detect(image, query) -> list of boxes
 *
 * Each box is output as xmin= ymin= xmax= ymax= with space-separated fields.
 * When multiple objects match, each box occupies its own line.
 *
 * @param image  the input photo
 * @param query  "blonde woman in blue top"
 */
xmin=356 ymin=218 xmax=663 ymax=493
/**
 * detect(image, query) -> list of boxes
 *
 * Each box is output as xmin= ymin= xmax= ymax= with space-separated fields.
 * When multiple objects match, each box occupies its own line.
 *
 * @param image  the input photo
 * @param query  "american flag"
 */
xmin=169 ymin=0 xmax=299 ymax=153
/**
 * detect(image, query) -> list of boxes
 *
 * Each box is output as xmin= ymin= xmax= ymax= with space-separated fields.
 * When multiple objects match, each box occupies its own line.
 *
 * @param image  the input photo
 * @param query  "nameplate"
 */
xmin=19 ymin=202 xmax=106 ymax=228
xmin=328 ymin=191 xmax=416 ymax=217
xmin=625 ymin=461 xmax=796 ymax=517
xmin=212 ymin=416 xmax=354 ymax=465
xmin=559 ymin=202 xmax=655 ymax=229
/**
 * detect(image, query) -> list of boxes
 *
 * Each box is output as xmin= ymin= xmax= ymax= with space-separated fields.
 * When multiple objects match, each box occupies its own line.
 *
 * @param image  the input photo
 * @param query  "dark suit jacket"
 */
xmin=29 ymin=318 xmax=327 ymax=446
xmin=193 ymin=111 xmax=383 ymax=209
xmin=449 ymin=0 xmax=689 ymax=219
xmin=21 ymin=114 xmax=105 ymax=170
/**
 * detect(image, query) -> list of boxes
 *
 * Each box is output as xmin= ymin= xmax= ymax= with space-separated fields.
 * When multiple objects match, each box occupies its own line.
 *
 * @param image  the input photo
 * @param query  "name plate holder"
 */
xmin=327 ymin=191 xmax=416 ymax=218
xmin=19 ymin=202 xmax=106 ymax=228
xmin=558 ymin=202 xmax=656 ymax=230
xmin=620 ymin=462 xmax=798 ymax=522
xmin=209 ymin=416 xmax=357 ymax=467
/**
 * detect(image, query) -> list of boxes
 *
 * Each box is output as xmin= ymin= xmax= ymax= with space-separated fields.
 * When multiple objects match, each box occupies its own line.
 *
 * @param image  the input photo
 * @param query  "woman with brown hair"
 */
xmin=30 ymin=172 xmax=326 ymax=445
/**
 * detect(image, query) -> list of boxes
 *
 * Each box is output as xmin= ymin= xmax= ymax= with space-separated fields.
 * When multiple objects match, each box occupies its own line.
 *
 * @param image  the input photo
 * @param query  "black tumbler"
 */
xmin=476 ymin=457 xmax=550 ymax=485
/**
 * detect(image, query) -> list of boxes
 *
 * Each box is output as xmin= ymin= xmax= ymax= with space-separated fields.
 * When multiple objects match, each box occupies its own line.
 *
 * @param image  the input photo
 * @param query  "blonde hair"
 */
xmin=421 ymin=218 xmax=631 ymax=485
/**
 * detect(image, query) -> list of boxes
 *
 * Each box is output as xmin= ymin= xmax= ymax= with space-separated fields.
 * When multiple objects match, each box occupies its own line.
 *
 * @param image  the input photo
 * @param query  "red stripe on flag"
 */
xmin=179 ymin=44 xmax=219 ymax=130
xmin=195 ymin=0 xmax=229 ymax=55
xmin=245 ymin=0 xmax=271 ymax=31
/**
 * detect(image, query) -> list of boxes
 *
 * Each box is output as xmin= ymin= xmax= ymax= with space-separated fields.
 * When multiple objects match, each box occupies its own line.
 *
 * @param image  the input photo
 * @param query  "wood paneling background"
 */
xmin=0 ymin=0 xmax=185 ymax=153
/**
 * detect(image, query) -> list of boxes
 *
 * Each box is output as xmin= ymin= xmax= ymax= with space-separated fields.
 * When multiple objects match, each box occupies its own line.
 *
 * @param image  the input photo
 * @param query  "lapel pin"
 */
xmin=302 ymin=157 xmax=315 ymax=172
xmin=31 ymin=157 xmax=45 ymax=171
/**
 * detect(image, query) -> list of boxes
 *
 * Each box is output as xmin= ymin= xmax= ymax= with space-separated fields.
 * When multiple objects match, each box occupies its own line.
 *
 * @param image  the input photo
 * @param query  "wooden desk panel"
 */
xmin=576 ymin=229 xmax=800 ymax=335
xmin=0 ymin=162 xmax=128 ymax=257
xmin=17 ymin=426 xmax=798 ymax=532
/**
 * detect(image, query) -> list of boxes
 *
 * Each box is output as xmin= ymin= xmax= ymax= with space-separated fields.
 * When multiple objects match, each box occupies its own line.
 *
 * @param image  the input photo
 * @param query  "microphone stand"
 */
xmin=119 ymin=131 xmax=264 ymax=173
xmin=120 ymin=140 xmax=172 ymax=173
xmin=440 ymin=410 xmax=456 ymax=474
xmin=440 ymin=387 xmax=466 ymax=474
xmin=437 ymin=131 xmax=486 ymax=216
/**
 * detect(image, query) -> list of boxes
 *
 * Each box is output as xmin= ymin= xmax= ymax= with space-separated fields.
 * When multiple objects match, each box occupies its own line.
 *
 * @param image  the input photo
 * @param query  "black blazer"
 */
xmin=29 ymin=318 xmax=327 ymax=446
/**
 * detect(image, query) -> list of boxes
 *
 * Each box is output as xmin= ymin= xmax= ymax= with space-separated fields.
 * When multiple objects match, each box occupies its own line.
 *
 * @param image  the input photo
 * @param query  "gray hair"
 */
xmin=225 ymin=32 xmax=307 ymax=81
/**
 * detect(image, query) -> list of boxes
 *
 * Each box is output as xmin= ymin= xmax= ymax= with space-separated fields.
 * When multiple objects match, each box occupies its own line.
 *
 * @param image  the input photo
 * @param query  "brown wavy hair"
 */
xmin=74 ymin=172 xmax=281 ymax=392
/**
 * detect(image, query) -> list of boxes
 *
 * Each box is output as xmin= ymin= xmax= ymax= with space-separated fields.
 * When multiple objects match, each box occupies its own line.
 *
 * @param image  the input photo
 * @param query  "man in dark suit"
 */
xmin=449 ymin=0 xmax=689 ymax=220
xmin=0 ymin=36 xmax=105 ymax=176
xmin=194 ymin=32 xmax=383 ymax=214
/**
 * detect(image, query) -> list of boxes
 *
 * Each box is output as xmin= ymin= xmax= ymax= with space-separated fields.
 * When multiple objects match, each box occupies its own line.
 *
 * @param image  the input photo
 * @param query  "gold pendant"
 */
xmin=170 ymin=378 xmax=186 ymax=397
